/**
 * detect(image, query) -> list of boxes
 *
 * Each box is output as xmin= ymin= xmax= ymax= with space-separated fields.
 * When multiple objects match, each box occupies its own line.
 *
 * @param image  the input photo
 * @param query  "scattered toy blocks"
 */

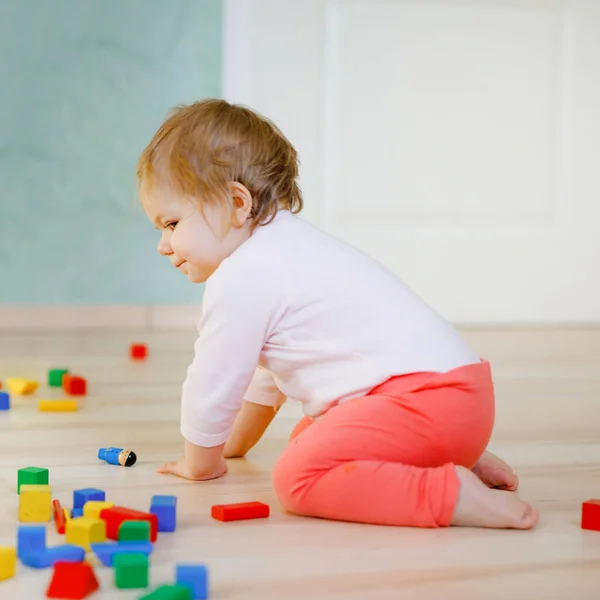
xmin=150 ymin=495 xmax=177 ymax=532
xmin=176 ymin=564 xmax=208 ymax=600
xmin=17 ymin=525 xmax=46 ymax=559
xmin=48 ymin=369 xmax=69 ymax=387
xmin=46 ymin=561 xmax=99 ymax=599
xmin=38 ymin=399 xmax=78 ymax=412
xmin=66 ymin=517 xmax=106 ymax=551
xmin=83 ymin=501 xmax=114 ymax=520
xmin=53 ymin=499 xmax=66 ymax=534
xmin=63 ymin=375 xmax=87 ymax=396
xmin=100 ymin=506 xmax=158 ymax=542
xmin=19 ymin=484 xmax=52 ymax=522
xmin=0 ymin=391 xmax=9 ymax=410
xmin=140 ymin=585 xmax=193 ymax=600
xmin=114 ymin=552 xmax=149 ymax=589
xmin=73 ymin=488 xmax=105 ymax=509
xmin=582 ymin=499 xmax=600 ymax=531
xmin=90 ymin=541 xmax=153 ymax=567
xmin=0 ymin=547 xmax=16 ymax=581
xmin=17 ymin=466 xmax=49 ymax=493
xmin=20 ymin=544 xmax=85 ymax=569
xmin=130 ymin=343 xmax=148 ymax=360
xmin=119 ymin=520 xmax=150 ymax=543
xmin=211 ymin=501 xmax=270 ymax=522
xmin=5 ymin=377 xmax=38 ymax=395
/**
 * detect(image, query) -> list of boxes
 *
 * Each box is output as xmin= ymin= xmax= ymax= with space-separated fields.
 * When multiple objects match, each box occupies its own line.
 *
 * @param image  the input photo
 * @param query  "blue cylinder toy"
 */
xmin=98 ymin=447 xmax=137 ymax=467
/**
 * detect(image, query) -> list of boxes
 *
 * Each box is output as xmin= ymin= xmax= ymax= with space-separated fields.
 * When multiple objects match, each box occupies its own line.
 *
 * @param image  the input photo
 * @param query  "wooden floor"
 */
xmin=1 ymin=327 xmax=600 ymax=599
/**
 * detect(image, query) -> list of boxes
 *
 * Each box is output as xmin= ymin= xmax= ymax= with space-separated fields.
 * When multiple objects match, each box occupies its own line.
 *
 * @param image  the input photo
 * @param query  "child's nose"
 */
xmin=157 ymin=235 xmax=173 ymax=256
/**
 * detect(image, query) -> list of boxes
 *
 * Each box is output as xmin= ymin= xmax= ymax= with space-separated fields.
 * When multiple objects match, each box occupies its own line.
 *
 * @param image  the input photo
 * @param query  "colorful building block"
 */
xmin=63 ymin=507 xmax=72 ymax=528
xmin=0 ymin=547 xmax=16 ymax=581
xmin=130 ymin=343 xmax=148 ymax=360
xmin=19 ymin=484 xmax=52 ymax=522
xmin=72 ymin=507 xmax=83 ymax=517
xmin=46 ymin=561 xmax=99 ymax=599
xmin=53 ymin=499 xmax=66 ymax=534
xmin=63 ymin=375 xmax=87 ymax=396
xmin=0 ymin=391 xmax=9 ymax=410
xmin=83 ymin=501 xmax=114 ymax=520
xmin=17 ymin=525 xmax=46 ymax=559
xmin=38 ymin=399 xmax=78 ymax=412
xmin=5 ymin=377 xmax=38 ymax=395
xmin=119 ymin=520 xmax=150 ymax=543
xmin=48 ymin=369 xmax=69 ymax=387
xmin=140 ymin=585 xmax=193 ymax=600
xmin=150 ymin=495 xmax=177 ymax=532
xmin=66 ymin=517 xmax=106 ymax=551
xmin=582 ymin=499 xmax=600 ymax=531
xmin=17 ymin=466 xmax=49 ymax=493
xmin=90 ymin=542 xmax=153 ymax=566
xmin=100 ymin=506 xmax=158 ymax=542
xmin=20 ymin=544 xmax=85 ymax=568
xmin=73 ymin=488 xmax=105 ymax=509
xmin=176 ymin=564 xmax=208 ymax=600
xmin=114 ymin=552 xmax=149 ymax=589
xmin=211 ymin=501 xmax=270 ymax=522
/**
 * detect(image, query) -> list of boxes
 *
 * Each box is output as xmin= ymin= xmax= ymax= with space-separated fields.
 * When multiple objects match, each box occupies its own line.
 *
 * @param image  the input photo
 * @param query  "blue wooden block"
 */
xmin=91 ymin=542 xmax=154 ymax=567
xmin=176 ymin=564 xmax=208 ymax=600
xmin=71 ymin=507 xmax=83 ymax=517
xmin=73 ymin=488 xmax=105 ymax=509
xmin=150 ymin=495 xmax=177 ymax=532
xmin=0 ymin=391 xmax=9 ymax=410
xmin=17 ymin=525 xmax=46 ymax=559
xmin=21 ymin=544 xmax=85 ymax=568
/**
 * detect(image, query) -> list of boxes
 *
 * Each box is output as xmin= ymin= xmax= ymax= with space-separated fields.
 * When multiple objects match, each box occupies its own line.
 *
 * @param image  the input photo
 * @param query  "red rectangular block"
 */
xmin=211 ymin=501 xmax=270 ymax=522
xmin=99 ymin=506 xmax=158 ymax=542
xmin=582 ymin=499 xmax=600 ymax=531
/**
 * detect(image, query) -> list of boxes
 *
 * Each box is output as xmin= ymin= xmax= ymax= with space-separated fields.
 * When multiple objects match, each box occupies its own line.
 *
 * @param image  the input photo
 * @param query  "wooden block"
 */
xmin=39 ymin=399 xmax=78 ymax=412
xmin=66 ymin=518 xmax=106 ymax=551
xmin=48 ymin=369 xmax=69 ymax=387
xmin=17 ymin=466 xmax=49 ymax=494
xmin=6 ymin=377 xmax=38 ymax=395
xmin=0 ymin=547 xmax=16 ymax=581
xmin=63 ymin=375 xmax=87 ymax=396
xmin=83 ymin=501 xmax=114 ymax=520
xmin=100 ymin=506 xmax=158 ymax=542
xmin=53 ymin=499 xmax=66 ymax=534
xmin=19 ymin=485 xmax=52 ymax=522
xmin=130 ymin=343 xmax=148 ymax=360
xmin=211 ymin=501 xmax=270 ymax=522
xmin=582 ymin=499 xmax=600 ymax=531
xmin=46 ymin=561 xmax=99 ymax=599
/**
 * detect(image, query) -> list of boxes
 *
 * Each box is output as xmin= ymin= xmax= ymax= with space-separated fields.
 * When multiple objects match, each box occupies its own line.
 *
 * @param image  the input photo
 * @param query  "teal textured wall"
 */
xmin=0 ymin=0 xmax=221 ymax=304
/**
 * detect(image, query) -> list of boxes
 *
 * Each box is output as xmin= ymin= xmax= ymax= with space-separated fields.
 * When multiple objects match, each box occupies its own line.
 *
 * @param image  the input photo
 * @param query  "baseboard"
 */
xmin=0 ymin=306 xmax=201 ymax=330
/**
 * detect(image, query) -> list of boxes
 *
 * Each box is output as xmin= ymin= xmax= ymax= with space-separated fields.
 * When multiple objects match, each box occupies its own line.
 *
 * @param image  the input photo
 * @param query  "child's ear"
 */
xmin=229 ymin=181 xmax=253 ymax=226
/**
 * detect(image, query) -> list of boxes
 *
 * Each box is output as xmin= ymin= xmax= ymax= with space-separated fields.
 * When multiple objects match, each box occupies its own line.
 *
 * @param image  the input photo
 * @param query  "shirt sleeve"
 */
xmin=244 ymin=367 xmax=286 ymax=408
xmin=180 ymin=256 xmax=287 ymax=447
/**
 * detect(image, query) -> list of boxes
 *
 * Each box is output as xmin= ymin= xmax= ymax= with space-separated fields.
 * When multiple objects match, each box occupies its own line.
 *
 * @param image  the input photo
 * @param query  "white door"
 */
xmin=222 ymin=0 xmax=600 ymax=324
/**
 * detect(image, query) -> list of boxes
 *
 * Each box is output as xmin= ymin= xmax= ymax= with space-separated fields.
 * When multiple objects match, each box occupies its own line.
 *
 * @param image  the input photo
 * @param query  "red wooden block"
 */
xmin=99 ymin=506 xmax=158 ymax=542
xmin=46 ymin=561 xmax=99 ymax=599
xmin=53 ymin=498 xmax=66 ymax=534
xmin=63 ymin=375 xmax=87 ymax=396
xmin=581 ymin=499 xmax=600 ymax=531
xmin=130 ymin=343 xmax=148 ymax=360
xmin=211 ymin=501 xmax=270 ymax=522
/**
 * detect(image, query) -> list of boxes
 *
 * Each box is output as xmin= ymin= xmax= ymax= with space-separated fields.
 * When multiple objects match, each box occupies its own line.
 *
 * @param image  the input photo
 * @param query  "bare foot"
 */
xmin=451 ymin=466 xmax=538 ymax=529
xmin=471 ymin=450 xmax=519 ymax=491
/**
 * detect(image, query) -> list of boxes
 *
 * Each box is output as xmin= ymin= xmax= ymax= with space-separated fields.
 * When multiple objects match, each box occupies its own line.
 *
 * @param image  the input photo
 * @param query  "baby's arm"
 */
xmin=224 ymin=401 xmax=280 ymax=458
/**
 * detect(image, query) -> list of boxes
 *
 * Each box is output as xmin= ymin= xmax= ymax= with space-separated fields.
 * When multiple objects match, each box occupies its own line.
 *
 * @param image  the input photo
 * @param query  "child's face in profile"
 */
xmin=142 ymin=184 xmax=249 ymax=284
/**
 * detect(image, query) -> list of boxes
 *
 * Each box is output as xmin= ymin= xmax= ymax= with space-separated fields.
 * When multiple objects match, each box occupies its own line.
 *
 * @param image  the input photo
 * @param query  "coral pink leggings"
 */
xmin=272 ymin=360 xmax=495 ymax=527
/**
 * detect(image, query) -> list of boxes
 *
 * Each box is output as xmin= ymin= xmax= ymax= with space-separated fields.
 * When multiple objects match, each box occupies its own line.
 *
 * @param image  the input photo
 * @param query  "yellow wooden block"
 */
xmin=83 ymin=500 xmax=114 ymax=520
xmin=66 ymin=517 xmax=106 ymax=551
xmin=19 ymin=484 xmax=51 ymax=522
xmin=5 ymin=377 xmax=38 ymax=395
xmin=0 ymin=547 xmax=16 ymax=581
xmin=63 ymin=507 xmax=72 ymax=527
xmin=38 ymin=399 xmax=78 ymax=412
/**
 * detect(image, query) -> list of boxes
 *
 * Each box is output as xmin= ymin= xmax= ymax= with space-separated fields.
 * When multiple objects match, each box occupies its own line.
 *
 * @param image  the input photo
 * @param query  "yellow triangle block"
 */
xmin=6 ymin=378 xmax=38 ymax=395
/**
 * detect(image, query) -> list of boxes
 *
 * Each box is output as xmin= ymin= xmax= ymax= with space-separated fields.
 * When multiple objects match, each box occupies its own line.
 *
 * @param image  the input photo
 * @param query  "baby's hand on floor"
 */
xmin=471 ymin=450 xmax=519 ymax=491
xmin=157 ymin=455 xmax=228 ymax=480
xmin=157 ymin=440 xmax=228 ymax=481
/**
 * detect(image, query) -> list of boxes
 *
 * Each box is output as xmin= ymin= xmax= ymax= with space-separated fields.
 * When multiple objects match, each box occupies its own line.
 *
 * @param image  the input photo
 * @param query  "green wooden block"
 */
xmin=119 ymin=520 xmax=151 ymax=542
xmin=48 ymin=369 xmax=69 ymax=387
xmin=114 ymin=552 xmax=148 ymax=589
xmin=138 ymin=584 xmax=193 ymax=600
xmin=17 ymin=467 xmax=49 ymax=494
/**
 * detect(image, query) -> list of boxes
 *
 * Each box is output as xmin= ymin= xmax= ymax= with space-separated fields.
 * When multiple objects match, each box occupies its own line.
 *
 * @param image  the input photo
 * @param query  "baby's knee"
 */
xmin=272 ymin=454 xmax=306 ymax=515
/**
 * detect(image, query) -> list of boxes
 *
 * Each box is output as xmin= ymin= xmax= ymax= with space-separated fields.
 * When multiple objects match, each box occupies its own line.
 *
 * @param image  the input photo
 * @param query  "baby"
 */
xmin=138 ymin=99 xmax=538 ymax=530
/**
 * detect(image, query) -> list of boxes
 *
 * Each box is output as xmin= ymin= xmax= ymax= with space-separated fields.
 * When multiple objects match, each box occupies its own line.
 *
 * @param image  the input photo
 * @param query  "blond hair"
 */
xmin=136 ymin=98 xmax=303 ymax=226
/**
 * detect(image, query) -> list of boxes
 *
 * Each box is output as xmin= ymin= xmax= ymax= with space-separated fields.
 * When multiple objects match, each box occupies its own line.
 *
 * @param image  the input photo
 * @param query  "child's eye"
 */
xmin=165 ymin=222 xmax=178 ymax=231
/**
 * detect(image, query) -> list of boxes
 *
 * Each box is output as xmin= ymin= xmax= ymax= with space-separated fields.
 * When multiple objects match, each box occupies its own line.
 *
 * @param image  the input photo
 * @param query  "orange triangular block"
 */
xmin=46 ymin=561 xmax=99 ymax=599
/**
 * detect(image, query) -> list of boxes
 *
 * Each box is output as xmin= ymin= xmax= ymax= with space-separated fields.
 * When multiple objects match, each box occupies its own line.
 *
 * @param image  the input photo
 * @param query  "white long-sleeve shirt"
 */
xmin=180 ymin=210 xmax=480 ymax=447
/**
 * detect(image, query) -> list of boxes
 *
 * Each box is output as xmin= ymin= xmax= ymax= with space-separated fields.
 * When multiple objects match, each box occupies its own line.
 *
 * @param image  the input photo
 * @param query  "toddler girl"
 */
xmin=137 ymin=99 xmax=538 ymax=530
